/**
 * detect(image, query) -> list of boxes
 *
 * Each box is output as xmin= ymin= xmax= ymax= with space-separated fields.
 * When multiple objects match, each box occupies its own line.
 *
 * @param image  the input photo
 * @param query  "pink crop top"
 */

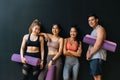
xmin=66 ymin=38 xmax=78 ymax=51
xmin=47 ymin=40 xmax=59 ymax=51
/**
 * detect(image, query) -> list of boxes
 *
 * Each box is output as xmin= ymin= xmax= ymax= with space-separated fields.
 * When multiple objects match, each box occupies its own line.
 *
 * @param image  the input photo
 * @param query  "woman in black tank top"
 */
xmin=20 ymin=19 xmax=44 ymax=80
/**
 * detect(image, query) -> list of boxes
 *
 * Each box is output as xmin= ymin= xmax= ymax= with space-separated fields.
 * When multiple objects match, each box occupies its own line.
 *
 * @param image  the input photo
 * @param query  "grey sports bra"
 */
xmin=47 ymin=39 xmax=59 ymax=51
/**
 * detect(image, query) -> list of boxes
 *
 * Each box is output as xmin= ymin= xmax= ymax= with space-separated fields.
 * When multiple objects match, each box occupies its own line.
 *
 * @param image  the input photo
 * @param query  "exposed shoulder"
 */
xmin=39 ymin=35 xmax=44 ymax=41
xmin=64 ymin=38 xmax=69 ymax=40
xmin=23 ymin=34 xmax=29 ymax=40
xmin=97 ymin=25 xmax=106 ymax=33
xmin=24 ymin=34 xmax=29 ymax=37
xmin=98 ymin=25 xmax=105 ymax=31
xmin=97 ymin=25 xmax=106 ymax=39
xmin=58 ymin=37 xmax=64 ymax=42
xmin=63 ymin=38 xmax=69 ymax=42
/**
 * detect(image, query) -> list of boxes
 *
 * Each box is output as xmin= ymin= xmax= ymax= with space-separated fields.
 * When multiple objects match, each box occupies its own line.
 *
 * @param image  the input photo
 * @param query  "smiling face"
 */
xmin=32 ymin=25 xmax=40 ymax=34
xmin=70 ymin=27 xmax=77 ymax=38
xmin=29 ymin=19 xmax=41 ymax=34
xmin=88 ymin=16 xmax=98 ymax=28
xmin=52 ymin=24 xmax=60 ymax=36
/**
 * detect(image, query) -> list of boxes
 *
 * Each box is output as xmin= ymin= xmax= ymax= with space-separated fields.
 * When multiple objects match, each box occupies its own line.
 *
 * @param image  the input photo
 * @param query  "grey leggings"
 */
xmin=38 ymin=55 xmax=63 ymax=80
xmin=63 ymin=57 xmax=80 ymax=80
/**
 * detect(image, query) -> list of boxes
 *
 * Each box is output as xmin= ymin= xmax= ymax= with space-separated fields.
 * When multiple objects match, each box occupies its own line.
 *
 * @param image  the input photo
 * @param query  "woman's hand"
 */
xmin=40 ymin=61 xmax=44 ymax=69
xmin=48 ymin=60 xmax=53 ymax=69
xmin=21 ymin=57 xmax=27 ymax=64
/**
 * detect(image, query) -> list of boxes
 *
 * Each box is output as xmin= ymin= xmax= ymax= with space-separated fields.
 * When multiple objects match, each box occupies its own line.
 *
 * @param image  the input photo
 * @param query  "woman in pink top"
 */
xmin=63 ymin=26 xmax=82 ymax=80
xmin=38 ymin=24 xmax=63 ymax=80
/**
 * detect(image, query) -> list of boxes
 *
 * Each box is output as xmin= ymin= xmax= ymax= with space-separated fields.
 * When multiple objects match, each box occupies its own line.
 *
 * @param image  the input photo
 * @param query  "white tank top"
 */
xmin=89 ymin=25 xmax=107 ymax=61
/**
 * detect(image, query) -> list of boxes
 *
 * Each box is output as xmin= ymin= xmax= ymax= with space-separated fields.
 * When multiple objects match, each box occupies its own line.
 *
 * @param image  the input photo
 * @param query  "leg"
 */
xmin=32 ymin=66 xmax=40 ymax=80
xmin=38 ymin=65 xmax=48 ymax=80
xmin=90 ymin=59 xmax=105 ymax=80
xmin=22 ymin=64 xmax=31 ymax=80
xmin=38 ymin=55 xmax=52 ymax=80
xmin=54 ymin=58 xmax=63 ymax=80
xmin=72 ymin=63 xmax=80 ymax=80
xmin=63 ymin=64 xmax=71 ymax=80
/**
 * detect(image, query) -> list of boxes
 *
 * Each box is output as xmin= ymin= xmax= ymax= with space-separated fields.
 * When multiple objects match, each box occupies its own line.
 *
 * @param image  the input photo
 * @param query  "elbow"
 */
xmin=77 ymin=53 xmax=81 ymax=57
xmin=63 ymin=52 xmax=67 ymax=55
xmin=59 ymin=52 xmax=62 ymax=56
xmin=63 ymin=50 xmax=66 ymax=55
xmin=77 ymin=50 xmax=82 ymax=57
xmin=63 ymin=51 xmax=68 ymax=56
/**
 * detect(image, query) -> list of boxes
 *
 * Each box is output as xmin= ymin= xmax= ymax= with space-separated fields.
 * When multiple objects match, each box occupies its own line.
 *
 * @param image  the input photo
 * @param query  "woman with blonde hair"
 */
xmin=20 ymin=19 xmax=44 ymax=80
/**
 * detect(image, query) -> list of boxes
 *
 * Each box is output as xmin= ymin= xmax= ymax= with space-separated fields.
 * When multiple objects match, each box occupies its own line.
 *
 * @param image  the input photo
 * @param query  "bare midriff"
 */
xmin=26 ymin=46 xmax=40 ymax=53
xmin=48 ymin=50 xmax=58 ymax=55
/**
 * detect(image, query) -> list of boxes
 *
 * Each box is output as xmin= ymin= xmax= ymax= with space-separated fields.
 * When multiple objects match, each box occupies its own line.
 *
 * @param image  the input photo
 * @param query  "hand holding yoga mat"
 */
xmin=11 ymin=53 xmax=40 ymax=66
xmin=83 ymin=34 xmax=117 ymax=52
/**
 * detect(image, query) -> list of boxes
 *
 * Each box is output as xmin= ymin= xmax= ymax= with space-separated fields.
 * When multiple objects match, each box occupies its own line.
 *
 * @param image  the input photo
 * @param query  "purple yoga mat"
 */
xmin=11 ymin=53 xmax=40 ymax=66
xmin=45 ymin=65 xmax=56 ymax=80
xmin=83 ymin=34 xmax=117 ymax=52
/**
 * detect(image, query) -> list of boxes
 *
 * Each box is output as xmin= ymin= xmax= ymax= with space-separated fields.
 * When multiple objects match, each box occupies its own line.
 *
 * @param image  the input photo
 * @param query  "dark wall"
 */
xmin=0 ymin=0 xmax=120 ymax=80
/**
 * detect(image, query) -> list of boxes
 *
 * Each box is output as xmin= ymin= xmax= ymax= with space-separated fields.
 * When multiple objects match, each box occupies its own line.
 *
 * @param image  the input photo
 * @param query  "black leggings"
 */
xmin=38 ymin=55 xmax=63 ymax=80
xmin=22 ymin=52 xmax=41 ymax=80
xmin=22 ymin=64 xmax=40 ymax=80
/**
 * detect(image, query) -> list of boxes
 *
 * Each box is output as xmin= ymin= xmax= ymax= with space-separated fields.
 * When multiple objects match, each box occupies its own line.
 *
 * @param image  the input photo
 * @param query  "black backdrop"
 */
xmin=0 ymin=0 xmax=120 ymax=80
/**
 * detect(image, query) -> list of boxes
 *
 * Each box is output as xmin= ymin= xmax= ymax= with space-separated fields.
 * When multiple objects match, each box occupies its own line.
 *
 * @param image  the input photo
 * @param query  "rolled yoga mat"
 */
xmin=83 ymin=34 xmax=117 ymax=52
xmin=11 ymin=53 xmax=40 ymax=66
xmin=46 ymin=65 xmax=56 ymax=80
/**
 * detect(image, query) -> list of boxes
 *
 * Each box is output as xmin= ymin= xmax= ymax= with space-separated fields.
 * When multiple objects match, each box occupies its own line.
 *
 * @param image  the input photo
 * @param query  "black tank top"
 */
xmin=26 ymin=34 xmax=40 ymax=48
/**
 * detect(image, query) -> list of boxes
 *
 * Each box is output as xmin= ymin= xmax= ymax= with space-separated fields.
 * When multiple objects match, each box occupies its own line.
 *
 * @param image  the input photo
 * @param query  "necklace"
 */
xmin=69 ymin=38 xmax=75 ymax=45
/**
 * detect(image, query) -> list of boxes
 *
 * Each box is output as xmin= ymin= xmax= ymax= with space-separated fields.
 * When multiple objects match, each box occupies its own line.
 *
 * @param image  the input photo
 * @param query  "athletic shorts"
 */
xmin=89 ymin=59 xmax=105 ymax=76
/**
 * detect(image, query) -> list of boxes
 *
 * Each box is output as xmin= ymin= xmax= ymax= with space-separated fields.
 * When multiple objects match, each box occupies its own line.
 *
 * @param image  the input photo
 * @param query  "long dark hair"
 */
xmin=70 ymin=26 xmax=80 ymax=44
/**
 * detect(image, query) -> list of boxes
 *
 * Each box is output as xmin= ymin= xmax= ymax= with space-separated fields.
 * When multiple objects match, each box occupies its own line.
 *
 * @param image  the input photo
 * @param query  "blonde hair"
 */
xmin=29 ymin=19 xmax=41 ymax=34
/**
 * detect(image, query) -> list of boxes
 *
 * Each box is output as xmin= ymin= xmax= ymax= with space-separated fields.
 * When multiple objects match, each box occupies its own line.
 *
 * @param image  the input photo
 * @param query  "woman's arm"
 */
xmin=39 ymin=36 xmax=44 ymax=69
xmin=68 ymin=41 xmax=82 ymax=57
xmin=40 ymin=36 xmax=44 ymax=61
xmin=39 ymin=32 xmax=52 ymax=41
xmin=20 ymin=34 xmax=28 ymax=63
